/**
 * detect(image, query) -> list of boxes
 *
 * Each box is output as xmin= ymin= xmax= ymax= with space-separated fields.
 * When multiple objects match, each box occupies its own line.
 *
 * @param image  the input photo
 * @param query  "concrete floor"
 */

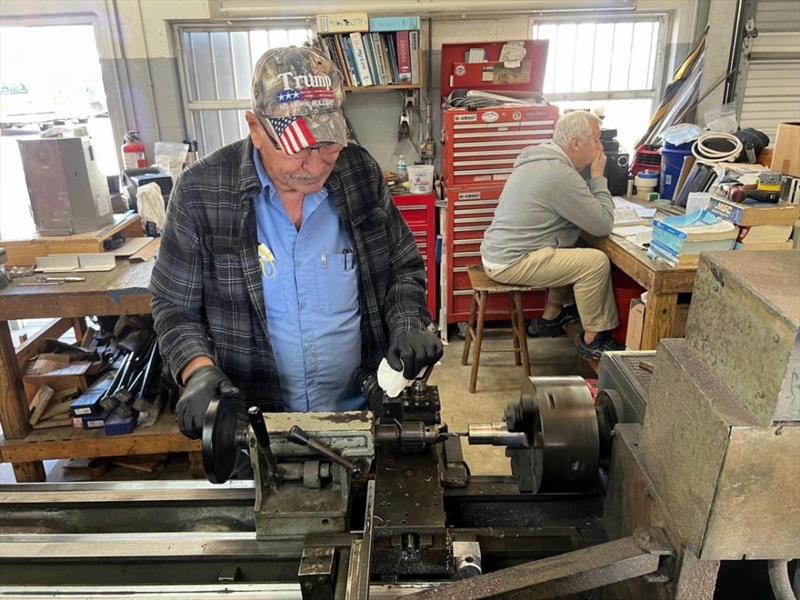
xmin=432 ymin=332 xmax=594 ymax=476
xmin=0 ymin=332 xmax=591 ymax=483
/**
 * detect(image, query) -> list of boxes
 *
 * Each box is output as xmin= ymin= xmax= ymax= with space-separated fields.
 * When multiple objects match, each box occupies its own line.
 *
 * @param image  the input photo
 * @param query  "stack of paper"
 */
xmin=648 ymin=210 xmax=738 ymax=267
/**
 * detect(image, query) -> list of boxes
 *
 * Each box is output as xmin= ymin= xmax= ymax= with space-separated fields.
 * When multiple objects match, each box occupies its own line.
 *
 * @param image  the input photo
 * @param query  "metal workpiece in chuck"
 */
xmin=468 ymin=376 xmax=601 ymax=494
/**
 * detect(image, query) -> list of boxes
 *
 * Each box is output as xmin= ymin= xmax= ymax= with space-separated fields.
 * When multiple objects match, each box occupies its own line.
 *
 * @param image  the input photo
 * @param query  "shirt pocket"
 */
xmin=211 ymin=252 xmax=249 ymax=301
xmin=316 ymin=253 xmax=360 ymax=315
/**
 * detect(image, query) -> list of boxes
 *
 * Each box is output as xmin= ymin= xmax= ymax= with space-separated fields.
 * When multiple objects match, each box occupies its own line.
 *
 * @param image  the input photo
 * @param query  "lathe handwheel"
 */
xmin=202 ymin=397 xmax=239 ymax=484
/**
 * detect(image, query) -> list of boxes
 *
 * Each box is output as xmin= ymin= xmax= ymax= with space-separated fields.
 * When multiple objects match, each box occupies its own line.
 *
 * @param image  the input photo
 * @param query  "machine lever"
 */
xmin=287 ymin=425 xmax=362 ymax=477
xmin=247 ymin=406 xmax=282 ymax=475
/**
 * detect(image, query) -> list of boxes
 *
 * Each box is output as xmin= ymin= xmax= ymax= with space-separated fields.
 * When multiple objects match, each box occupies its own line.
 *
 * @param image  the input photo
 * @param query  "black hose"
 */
xmin=768 ymin=560 xmax=796 ymax=600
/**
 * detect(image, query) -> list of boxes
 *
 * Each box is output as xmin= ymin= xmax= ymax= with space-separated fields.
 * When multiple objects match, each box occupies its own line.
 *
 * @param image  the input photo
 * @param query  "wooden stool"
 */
xmin=460 ymin=264 xmax=536 ymax=393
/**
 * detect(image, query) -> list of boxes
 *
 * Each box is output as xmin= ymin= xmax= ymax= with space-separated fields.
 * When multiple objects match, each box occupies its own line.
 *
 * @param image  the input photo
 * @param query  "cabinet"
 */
xmin=393 ymin=192 xmax=437 ymax=320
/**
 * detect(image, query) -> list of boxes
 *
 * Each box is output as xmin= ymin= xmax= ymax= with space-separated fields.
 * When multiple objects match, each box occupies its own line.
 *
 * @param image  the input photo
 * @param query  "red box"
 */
xmin=440 ymin=40 xmax=549 ymax=97
xmin=611 ymin=269 xmax=645 ymax=344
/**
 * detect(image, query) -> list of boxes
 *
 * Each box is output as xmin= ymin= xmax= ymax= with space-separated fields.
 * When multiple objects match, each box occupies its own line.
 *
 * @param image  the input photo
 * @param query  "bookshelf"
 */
xmin=315 ymin=14 xmax=424 ymax=94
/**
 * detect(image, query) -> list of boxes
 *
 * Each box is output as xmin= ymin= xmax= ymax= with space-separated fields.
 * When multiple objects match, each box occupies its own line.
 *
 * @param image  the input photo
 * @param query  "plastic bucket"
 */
xmin=659 ymin=142 xmax=693 ymax=200
xmin=407 ymin=164 xmax=434 ymax=194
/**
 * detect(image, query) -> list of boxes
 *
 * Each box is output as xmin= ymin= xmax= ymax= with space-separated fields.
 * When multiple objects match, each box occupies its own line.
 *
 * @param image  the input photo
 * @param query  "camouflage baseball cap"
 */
xmin=251 ymin=46 xmax=347 ymax=156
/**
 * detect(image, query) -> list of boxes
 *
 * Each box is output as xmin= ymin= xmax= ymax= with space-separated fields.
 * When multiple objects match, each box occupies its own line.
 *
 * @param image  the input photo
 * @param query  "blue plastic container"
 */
xmin=660 ymin=142 xmax=694 ymax=200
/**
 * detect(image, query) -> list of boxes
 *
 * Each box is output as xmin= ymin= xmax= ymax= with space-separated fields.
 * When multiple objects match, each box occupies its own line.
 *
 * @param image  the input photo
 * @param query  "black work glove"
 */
xmin=176 ymin=365 xmax=235 ymax=439
xmin=387 ymin=330 xmax=444 ymax=380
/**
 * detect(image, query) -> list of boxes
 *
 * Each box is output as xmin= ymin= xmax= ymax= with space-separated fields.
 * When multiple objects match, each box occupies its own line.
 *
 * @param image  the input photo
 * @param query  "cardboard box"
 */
xmin=771 ymin=122 xmax=800 ymax=177
xmin=625 ymin=299 xmax=689 ymax=350
xmin=625 ymin=299 xmax=646 ymax=350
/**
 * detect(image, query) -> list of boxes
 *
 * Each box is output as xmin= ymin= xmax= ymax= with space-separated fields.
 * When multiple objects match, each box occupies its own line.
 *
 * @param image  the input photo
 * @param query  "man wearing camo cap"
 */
xmin=151 ymin=46 xmax=442 ymax=439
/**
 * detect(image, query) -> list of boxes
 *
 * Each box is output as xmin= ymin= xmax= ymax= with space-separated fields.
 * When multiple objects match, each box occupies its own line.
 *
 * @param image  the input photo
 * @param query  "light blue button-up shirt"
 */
xmin=252 ymin=148 xmax=364 ymax=412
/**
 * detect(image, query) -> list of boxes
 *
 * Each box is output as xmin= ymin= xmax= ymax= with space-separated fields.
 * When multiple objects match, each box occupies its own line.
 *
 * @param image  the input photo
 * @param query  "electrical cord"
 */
xmin=691 ymin=131 xmax=743 ymax=165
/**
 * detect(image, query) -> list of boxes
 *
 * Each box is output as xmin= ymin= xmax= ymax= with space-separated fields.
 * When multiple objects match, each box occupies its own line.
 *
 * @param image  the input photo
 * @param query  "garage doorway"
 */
xmin=0 ymin=24 xmax=115 ymax=240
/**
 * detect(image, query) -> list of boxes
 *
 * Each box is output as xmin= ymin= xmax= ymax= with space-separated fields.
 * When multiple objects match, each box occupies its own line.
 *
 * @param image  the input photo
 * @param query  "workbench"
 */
xmin=583 ymin=226 xmax=696 ymax=350
xmin=0 ymin=259 xmax=199 ymax=483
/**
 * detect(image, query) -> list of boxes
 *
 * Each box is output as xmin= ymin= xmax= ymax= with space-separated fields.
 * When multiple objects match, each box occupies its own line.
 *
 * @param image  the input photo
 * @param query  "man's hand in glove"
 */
xmin=386 ymin=330 xmax=444 ymax=380
xmin=176 ymin=365 xmax=236 ymax=439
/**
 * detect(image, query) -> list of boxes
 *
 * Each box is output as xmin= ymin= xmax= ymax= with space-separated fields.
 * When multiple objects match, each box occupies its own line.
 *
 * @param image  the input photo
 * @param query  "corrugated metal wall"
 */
xmin=739 ymin=0 xmax=800 ymax=141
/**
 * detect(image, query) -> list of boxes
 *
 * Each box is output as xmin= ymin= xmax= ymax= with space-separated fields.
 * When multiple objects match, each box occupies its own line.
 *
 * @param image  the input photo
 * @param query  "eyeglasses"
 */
xmin=272 ymin=138 xmax=342 ymax=161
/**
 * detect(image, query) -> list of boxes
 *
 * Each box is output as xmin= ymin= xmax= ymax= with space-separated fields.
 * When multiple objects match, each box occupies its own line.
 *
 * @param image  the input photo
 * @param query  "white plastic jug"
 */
xmin=407 ymin=164 xmax=434 ymax=194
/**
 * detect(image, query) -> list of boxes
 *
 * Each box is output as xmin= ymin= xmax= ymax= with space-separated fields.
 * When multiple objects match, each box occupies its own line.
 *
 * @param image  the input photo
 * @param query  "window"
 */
xmin=176 ymin=25 xmax=313 ymax=155
xmin=532 ymin=17 xmax=665 ymax=152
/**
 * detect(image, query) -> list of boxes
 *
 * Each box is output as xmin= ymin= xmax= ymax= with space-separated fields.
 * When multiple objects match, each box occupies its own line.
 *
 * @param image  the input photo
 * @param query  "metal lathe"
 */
xmin=1 ymin=251 xmax=798 ymax=599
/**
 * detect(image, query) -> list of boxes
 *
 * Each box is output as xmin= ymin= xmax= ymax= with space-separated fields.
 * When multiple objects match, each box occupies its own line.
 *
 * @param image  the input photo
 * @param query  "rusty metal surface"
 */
xmin=603 ymin=424 xmax=719 ymax=600
xmin=641 ymin=339 xmax=799 ymax=560
xmin=685 ymin=252 xmax=800 ymax=425
xmin=641 ymin=339 xmax=758 ymax=553
xmin=702 ymin=424 xmax=800 ymax=559
xmin=404 ymin=528 xmax=671 ymax=600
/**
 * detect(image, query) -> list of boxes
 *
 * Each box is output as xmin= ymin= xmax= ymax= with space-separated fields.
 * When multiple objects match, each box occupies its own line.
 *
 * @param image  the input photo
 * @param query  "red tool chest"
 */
xmin=442 ymin=105 xmax=559 ymax=187
xmin=438 ymin=40 xmax=556 ymax=328
xmin=393 ymin=192 xmax=437 ymax=320
xmin=442 ymin=184 xmax=547 ymax=324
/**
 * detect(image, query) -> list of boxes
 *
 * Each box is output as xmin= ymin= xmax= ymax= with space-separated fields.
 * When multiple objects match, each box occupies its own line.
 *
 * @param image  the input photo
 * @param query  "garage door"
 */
xmin=738 ymin=0 xmax=800 ymax=142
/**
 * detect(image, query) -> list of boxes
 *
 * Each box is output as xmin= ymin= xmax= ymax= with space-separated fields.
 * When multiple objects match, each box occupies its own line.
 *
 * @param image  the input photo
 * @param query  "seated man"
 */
xmin=480 ymin=110 xmax=624 ymax=360
xmin=150 ymin=46 xmax=442 ymax=439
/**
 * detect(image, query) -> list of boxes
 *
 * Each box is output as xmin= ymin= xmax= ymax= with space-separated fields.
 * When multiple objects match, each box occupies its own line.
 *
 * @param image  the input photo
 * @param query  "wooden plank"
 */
xmin=642 ymin=292 xmax=678 ymax=350
xmin=0 ymin=320 xmax=32 ymax=438
xmin=0 ymin=412 xmax=200 ymax=463
xmin=14 ymin=318 xmax=72 ymax=370
xmin=28 ymin=385 xmax=55 ymax=426
xmin=129 ymin=237 xmax=160 ymax=263
xmin=31 ymin=415 xmax=73 ymax=430
xmin=1 ymin=213 xmax=145 ymax=267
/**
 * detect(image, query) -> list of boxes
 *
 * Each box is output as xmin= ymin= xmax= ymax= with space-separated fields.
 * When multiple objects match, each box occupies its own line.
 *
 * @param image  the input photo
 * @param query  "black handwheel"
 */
xmin=202 ymin=397 xmax=239 ymax=484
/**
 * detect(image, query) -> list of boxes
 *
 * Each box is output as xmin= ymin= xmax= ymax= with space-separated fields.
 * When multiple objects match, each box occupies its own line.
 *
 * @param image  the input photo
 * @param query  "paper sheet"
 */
xmin=612 ymin=225 xmax=652 ymax=237
xmin=613 ymin=208 xmax=644 ymax=225
xmin=613 ymin=196 xmax=657 ymax=219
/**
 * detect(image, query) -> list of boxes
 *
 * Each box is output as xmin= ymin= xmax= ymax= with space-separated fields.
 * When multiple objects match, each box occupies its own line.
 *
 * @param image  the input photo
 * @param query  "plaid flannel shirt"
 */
xmin=150 ymin=138 xmax=430 ymax=409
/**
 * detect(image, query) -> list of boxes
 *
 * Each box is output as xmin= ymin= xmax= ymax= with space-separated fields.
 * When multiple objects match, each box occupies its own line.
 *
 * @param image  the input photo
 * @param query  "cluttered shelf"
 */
xmin=0 ymin=411 xmax=198 ymax=464
xmin=0 ymin=256 xmax=164 ymax=482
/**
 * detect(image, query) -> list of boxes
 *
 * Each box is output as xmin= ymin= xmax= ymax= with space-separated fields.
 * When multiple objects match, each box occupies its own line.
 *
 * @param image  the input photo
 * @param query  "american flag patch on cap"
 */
xmin=268 ymin=115 xmax=317 ymax=155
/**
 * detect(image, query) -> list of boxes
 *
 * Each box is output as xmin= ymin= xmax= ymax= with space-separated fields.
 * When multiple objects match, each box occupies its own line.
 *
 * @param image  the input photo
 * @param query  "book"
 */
xmin=332 ymin=35 xmax=353 ymax=87
xmin=708 ymin=195 xmax=800 ymax=227
xmin=368 ymin=16 xmax=421 ymax=31
xmin=316 ymin=12 xmax=369 ymax=34
xmin=340 ymin=35 xmax=361 ymax=86
xmin=651 ymin=211 xmax=738 ymax=261
xmin=409 ymin=30 xmax=420 ymax=85
xmin=395 ymin=31 xmax=412 ymax=83
xmin=736 ymin=224 xmax=793 ymax=245
xmin=371 ymin=33 xmax=388 ymax=85
xmin=734 ymin=241 xmax=794 ymax=251
xmin=349 ymin=32 xmax=374 ymax=86
xmin=363 ymin=33 xmax=380 ymax=85
xmin=384 ymin=33 xmax=399 ymax=82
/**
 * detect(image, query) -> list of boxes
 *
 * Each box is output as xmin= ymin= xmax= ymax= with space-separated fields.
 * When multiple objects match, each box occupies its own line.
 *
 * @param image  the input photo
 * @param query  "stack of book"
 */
xmin=315 ymin=15 xmax=421 ymax=88
xmin=707 ymin=195 xmax=800 ymax=251
xmin=648 ymin=210 xmax=738 ymax=267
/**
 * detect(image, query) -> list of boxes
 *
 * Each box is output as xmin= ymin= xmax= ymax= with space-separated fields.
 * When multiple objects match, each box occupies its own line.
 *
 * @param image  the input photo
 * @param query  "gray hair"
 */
xmin=552 ymin=111 xmax=602 ymax=148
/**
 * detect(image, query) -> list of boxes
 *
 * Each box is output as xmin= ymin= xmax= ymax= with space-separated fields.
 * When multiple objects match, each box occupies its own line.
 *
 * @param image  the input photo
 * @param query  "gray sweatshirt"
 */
xmin=480 ymin=143 xmax=614 ymax=267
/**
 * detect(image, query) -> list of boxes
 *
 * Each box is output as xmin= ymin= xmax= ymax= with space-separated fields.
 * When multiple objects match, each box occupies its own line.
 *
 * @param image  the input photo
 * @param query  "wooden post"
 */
xmin=12 ymin=462 xmax=46 ymax=482
xmin=642 ymin=292 xmax=678 ymax=350
xmin=0 ymin=320 xmax=31 ymax=439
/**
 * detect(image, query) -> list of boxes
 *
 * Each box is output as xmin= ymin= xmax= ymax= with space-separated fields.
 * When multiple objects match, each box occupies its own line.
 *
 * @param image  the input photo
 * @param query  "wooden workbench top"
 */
xmin=0 ymin=411 xmax=199 ymax=464
xmin=0 ymin=259 xmax=154 ymax=320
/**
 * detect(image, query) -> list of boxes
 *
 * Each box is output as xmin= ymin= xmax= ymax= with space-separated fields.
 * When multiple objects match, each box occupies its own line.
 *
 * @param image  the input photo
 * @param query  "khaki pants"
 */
xmin=487 ymin=247 xmax=618 ymax=332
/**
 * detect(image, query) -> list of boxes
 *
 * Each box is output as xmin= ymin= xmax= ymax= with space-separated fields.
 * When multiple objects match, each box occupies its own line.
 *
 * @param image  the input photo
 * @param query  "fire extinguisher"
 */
xmin=121 ymin=131 xmax=147 ymax=169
